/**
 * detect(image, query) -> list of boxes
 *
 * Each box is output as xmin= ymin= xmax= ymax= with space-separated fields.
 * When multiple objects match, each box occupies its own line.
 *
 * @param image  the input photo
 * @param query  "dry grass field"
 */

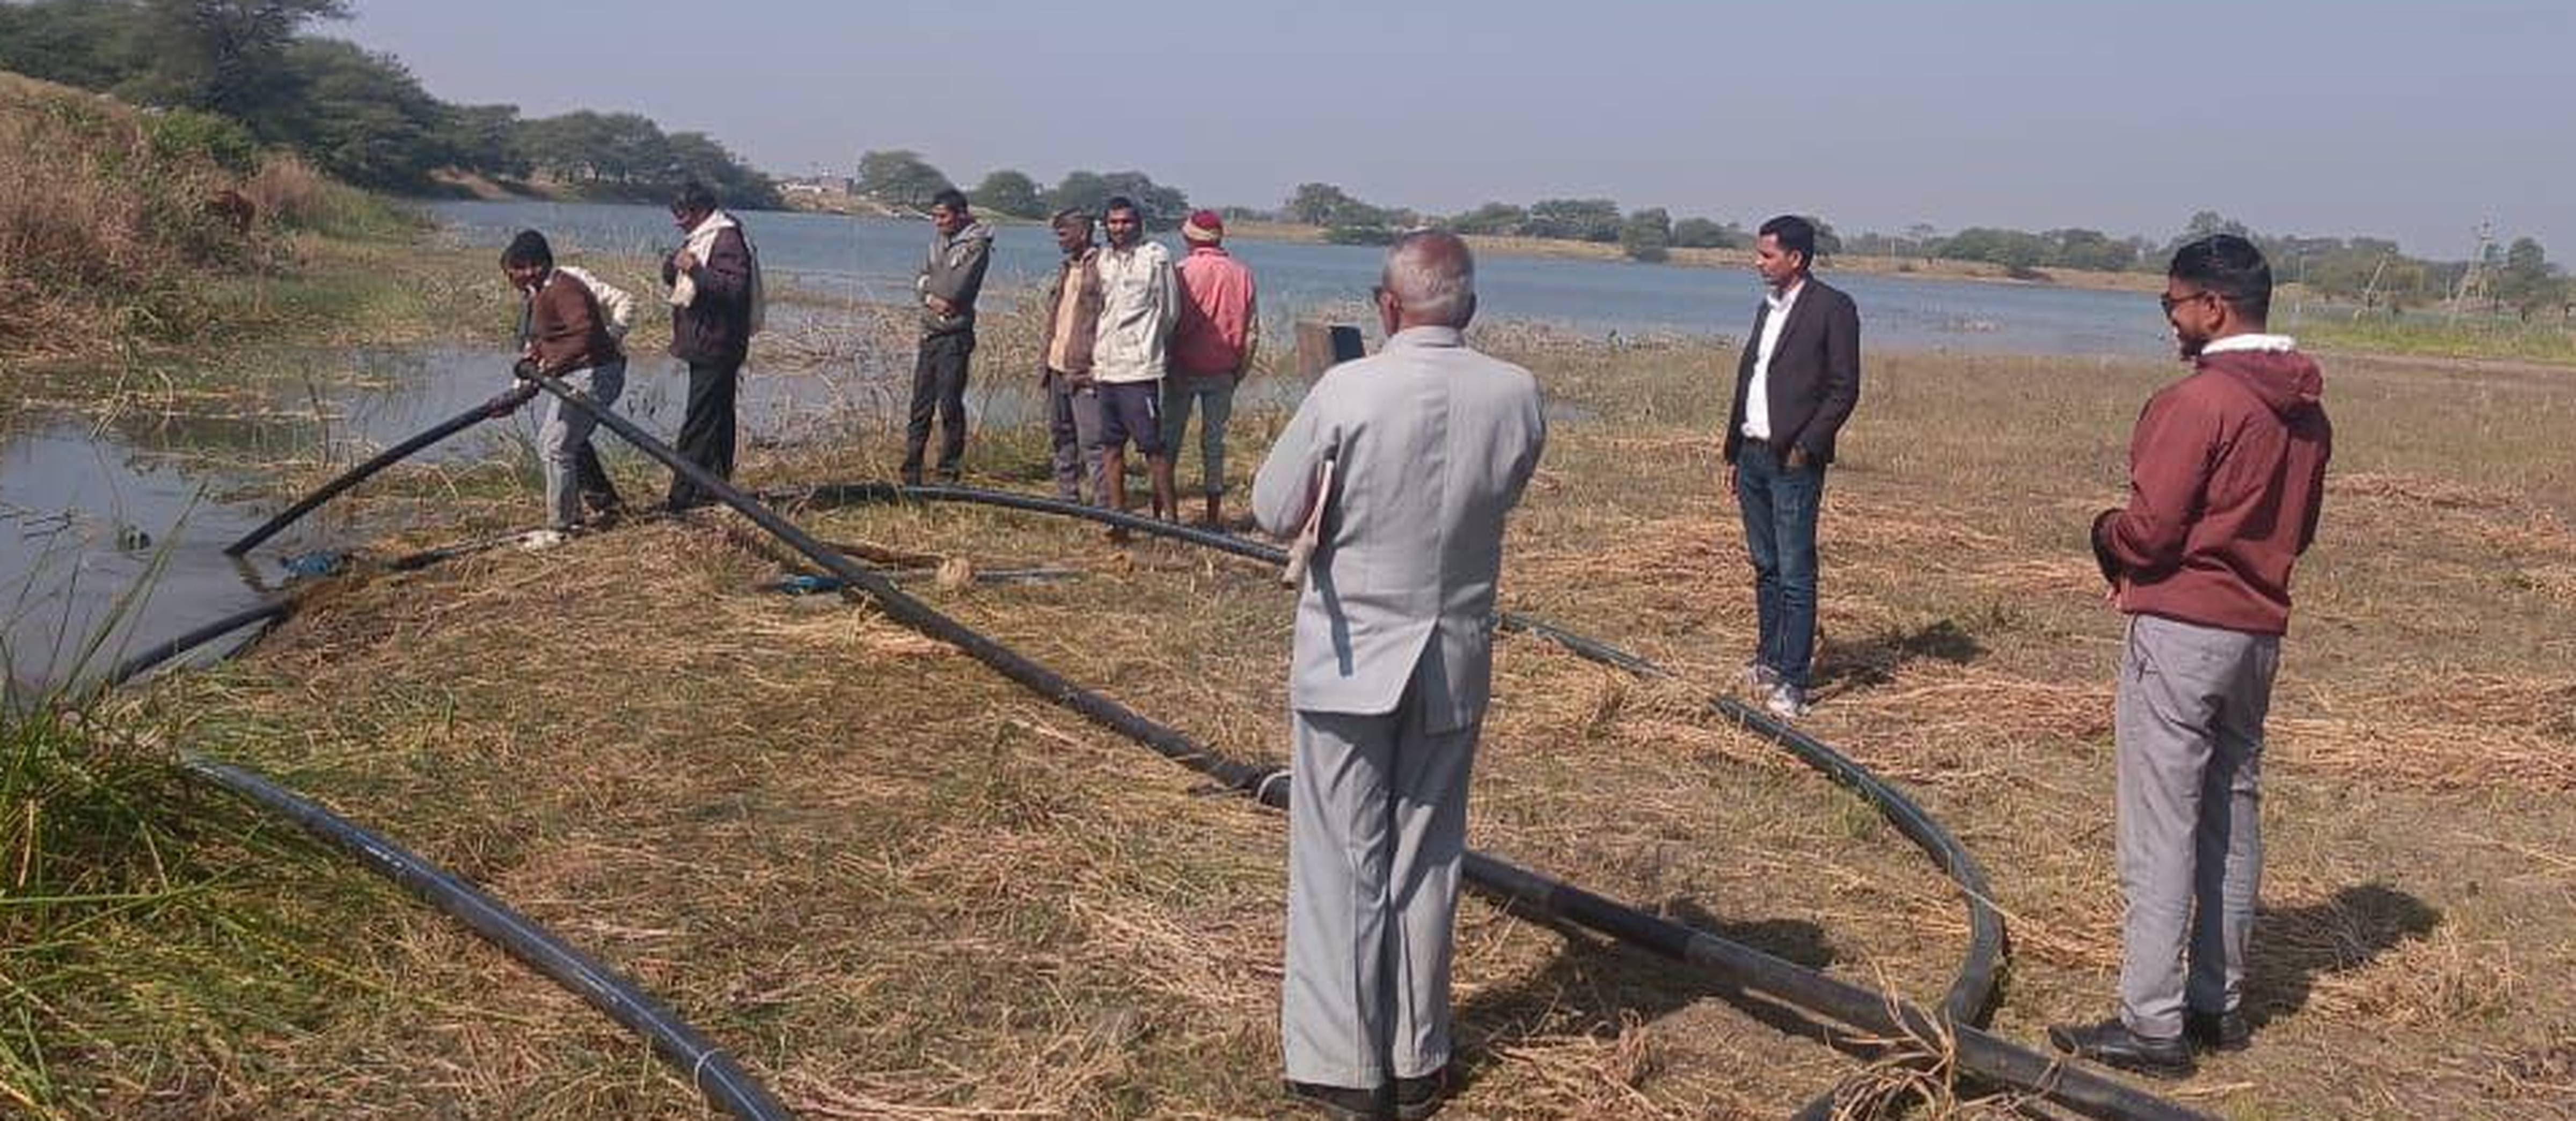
xmin=27 ymin=324 xmax=2576 ymax=1119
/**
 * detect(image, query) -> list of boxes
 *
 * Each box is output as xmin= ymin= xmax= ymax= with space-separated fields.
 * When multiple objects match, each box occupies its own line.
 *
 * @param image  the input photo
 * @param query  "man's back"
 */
xmin=1173 ymin=248 xmax=1256 ymax=377
xmin=1253 ymin=327 xmax=1546 ymax=728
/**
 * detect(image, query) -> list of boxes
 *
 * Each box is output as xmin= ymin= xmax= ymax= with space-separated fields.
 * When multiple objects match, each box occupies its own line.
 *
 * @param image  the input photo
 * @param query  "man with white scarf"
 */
xmin=661 ymin=181 xmax=763 ymax=509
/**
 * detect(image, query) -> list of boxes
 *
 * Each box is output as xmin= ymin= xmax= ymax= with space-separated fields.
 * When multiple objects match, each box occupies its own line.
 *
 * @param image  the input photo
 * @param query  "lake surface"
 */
xmin=4 ymin=198 xmax=2180 ymax=696
xmin=425 ymin=200 xmax=2178 ymax=358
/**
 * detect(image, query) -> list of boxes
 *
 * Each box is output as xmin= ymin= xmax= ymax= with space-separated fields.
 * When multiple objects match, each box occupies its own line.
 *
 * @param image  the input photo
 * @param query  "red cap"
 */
xmin=1183 ymin=209 xmax=1224 ymax=243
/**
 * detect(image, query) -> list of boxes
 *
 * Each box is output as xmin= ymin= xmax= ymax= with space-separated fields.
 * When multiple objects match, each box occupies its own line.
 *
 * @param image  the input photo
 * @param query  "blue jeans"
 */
xmin=1735 ymin=443 xmax=1826 ymax=690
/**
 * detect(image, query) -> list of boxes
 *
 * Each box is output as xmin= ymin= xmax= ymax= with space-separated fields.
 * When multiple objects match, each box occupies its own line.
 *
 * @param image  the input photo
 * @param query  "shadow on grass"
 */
xmin=1813 ymin=618 xmax=1983 ymax=699
xmin=2244 ymin=882 xmax=2441 ymax=1030
xmin=1447 ymin=897 xmax=1840 ymax=1096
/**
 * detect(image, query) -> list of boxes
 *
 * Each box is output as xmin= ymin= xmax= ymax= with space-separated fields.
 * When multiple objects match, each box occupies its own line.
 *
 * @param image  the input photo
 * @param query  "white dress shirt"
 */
xmin=1743 ymin=277 xmax=1805 ymax=441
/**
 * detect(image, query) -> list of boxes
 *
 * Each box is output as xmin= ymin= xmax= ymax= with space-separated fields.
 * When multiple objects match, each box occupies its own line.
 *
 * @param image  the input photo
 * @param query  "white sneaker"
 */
xmin=517 ymin=529 xmax=569 ymax=552
xmin=1765 ymin=683 xmax=1811 ymax=720
xmin=1743 ymin=661 xmax=1781 ymax=695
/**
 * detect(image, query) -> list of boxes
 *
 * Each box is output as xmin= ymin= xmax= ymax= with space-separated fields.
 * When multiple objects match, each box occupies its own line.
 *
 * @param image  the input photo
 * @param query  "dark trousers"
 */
xmin=903 ymin=331 xmax=974 ymax=481
xmin=667 ymin=357 xmax=741 ymax=509
xmin=1735 ymin=441 xmax=1827 ymax=689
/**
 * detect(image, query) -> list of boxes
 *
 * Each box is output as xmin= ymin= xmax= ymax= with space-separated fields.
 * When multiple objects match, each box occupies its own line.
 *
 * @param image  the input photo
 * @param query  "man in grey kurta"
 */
xmin=1253 ymin=231 xmax=1545 ymax=1120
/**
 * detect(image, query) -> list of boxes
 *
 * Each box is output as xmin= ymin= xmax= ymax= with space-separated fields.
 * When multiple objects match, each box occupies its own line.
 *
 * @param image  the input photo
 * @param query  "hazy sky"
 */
xmin=342 ymin=0 xmax=2573 ymax=259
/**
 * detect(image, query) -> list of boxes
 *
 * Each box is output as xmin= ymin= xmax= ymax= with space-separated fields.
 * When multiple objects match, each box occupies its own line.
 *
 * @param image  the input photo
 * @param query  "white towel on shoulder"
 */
xmin=668 ymin=210 xmax=765 ymax=335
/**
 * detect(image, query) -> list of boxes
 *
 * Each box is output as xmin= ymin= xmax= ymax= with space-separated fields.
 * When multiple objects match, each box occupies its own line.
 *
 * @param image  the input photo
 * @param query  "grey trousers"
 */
xmin=2116 ymin=612 xmax=2278 ymax=1038
xmin=1282 ymin=692 xmax=1479 ymax=1088
xmin=1045 ymin=369 xmax=1105 ymax=503
xmin=1160 ymin=376 xmax=1237 ymax=497
xmin=537 ymin=361 xmax=624 ymax=530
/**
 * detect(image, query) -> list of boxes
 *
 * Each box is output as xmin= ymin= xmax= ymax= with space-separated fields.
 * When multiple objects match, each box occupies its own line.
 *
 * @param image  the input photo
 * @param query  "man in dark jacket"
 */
xmin=902 ymin=188 xmax=994 ymax=485
xmin=2051 ymin=234 xmax=2332 ymax=1079
xmin=1721 ymin=214 xmax=1861 ymax=720
xmin=662 ymin=181 xmax=761 ymax=509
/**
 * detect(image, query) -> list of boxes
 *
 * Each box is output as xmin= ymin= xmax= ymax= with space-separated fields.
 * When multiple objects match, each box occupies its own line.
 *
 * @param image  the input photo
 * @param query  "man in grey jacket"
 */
xmin=1253 ymin=230 xmax=1546 ymax=1121
xmin=902 ymin=188 xmax=993 ymax=485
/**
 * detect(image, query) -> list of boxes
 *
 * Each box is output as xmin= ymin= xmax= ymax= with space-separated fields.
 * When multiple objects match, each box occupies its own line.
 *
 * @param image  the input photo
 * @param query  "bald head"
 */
xmin=1379 ymin=230 xmax=1477 ymax=330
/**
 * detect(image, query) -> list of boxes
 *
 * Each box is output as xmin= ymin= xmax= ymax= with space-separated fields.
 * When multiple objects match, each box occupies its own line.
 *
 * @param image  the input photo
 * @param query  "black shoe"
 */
xmin=2185 ymin=1008 xmax=2251 ymax=1052
xmin=898 ymin=469 xmax=924 ymax=488
xmin=2047 ymin=1018 xmax=2193 ymax=1079
xmin=1392 ymin=1066 xmax=1449 ymax=1120
xmin=1283 ymin=1080 xmax=1387 ymax=1120
xmin=933 ymin=468 xmax=961 ymax=485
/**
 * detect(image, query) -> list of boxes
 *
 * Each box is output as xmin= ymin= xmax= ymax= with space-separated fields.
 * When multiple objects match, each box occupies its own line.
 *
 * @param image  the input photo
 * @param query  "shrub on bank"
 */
xmin=0 ymin=71 xmax=414 ymax=361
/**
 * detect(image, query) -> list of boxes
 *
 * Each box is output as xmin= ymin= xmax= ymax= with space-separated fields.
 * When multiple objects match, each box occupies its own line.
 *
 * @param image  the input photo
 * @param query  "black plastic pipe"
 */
xmin=224 ymin=386 xmax=533 ymax=556
xmin=176 ymin=753 xmax=793 ymax=1121
xmin=784 ymin=483 xmax=2017 ymax=1118
xmin=100 ymin=597 xmax=296 ymax=690
xmin=532 ymin=375 xmax=1284 ymax=795
xmin=544 ymin=394 xmax=2200 ymax=1120
xmin=782 ymin=482 xmax=2009 ymax=1025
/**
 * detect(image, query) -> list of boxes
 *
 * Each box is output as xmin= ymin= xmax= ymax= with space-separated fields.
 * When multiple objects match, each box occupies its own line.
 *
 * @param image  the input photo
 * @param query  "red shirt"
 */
xmin=1170 ymin=245 xmax=1256 ymax=379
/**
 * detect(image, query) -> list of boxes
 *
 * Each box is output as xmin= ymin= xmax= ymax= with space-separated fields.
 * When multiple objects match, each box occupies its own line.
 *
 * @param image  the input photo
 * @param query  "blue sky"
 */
xmin=342 ymin=0 xmax=2574 ymax=259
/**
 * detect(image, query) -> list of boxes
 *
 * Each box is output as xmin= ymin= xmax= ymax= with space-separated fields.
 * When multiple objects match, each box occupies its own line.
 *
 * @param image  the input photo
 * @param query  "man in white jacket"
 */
xmin=1088 ymin=196 xmax=1178 ymax=524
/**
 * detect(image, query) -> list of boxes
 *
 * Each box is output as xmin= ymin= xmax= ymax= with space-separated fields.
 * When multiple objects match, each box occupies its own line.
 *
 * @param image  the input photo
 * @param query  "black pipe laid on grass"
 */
xmin=782 ymin=482 xmax=2009 ymax=1028
xmin=104 ymin=521 xmax=557 ymax=690
xmin=100 ymin=597 xmax=296 ymax=690
xmin=531 ymin=375 xmax=1282 ymax=795
xmin=176 ymin=754 xmax=793 ymax=1121
xmin=543 ymin=385 xmax=2199 ymax=1121
xmin=224 ymin=385 xmax=535 ymax=557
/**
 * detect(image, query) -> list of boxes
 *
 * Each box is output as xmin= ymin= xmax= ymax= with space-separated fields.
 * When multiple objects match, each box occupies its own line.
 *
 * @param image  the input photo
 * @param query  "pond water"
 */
xmin=426 ymin=200 xmax=2177 ymax=358
xmin=5 ymin=198 xmax=2178 ymax=696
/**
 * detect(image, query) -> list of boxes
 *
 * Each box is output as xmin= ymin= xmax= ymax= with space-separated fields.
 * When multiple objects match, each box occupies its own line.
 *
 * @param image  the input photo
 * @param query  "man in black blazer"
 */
xmin=1722 ymin=215 xmax=1861 ymax=719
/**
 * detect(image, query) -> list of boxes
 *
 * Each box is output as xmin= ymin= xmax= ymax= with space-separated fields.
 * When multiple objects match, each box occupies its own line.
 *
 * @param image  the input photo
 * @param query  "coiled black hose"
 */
xmin=178 ymin=754 xmax=792 ymax=1121
xmin=536 ymin=377 xmax=2202 ymax=1121
xmin=783 ymin=482 xmax=2009 ymax=1028
xmin=108 ymin=518 xmax=801 ymax=1118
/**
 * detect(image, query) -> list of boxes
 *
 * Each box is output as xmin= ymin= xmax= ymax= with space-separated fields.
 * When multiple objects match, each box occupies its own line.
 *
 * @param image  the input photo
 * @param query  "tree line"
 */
xmin=0 ymin=0 xmax=780 ymax=208
xmin=854 ymin=149 xmax=1195 ymax=231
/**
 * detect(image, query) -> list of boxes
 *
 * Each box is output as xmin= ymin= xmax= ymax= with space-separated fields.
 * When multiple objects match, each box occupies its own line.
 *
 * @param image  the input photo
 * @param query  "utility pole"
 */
xmin=2449 ymin=220 xmax=2494 ymax=327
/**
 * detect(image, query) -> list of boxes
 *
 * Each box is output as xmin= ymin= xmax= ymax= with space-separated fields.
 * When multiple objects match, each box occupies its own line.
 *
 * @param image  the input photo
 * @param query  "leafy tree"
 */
xmin=2045 ymin=228 xmax=2136 ymax=273
xmin=0 ymin=0 xmax=155 ymax=90
xmin=665 ymin=131 xmax=781 ymax=209
xmin=2168 ymin=210 xmax=2251 ymax=255
xmin=855 ymin=149 xmax=953 ymax=210
xmin=261 ymin=38 xmax=456 ymax=189
xmin=443 ymin=102 xmax=529 ymax=180
xmin=1808 ymin=217 xmax=1842 ymax=260
xmin=1523 ymin=198 xmax=1622 ymax=243
xmin=1670 ymin=216 xmax=1740 ymax=249
xmin=1445 ymin=202 xmax=1526 ymax=236
xmin=1286 ymin=182 xmax=1360 ymax=225
xmin=1619 ymin=207 xmax=1672 ymax=263
xmin=969 ymin=169 xmax=1044 ymax=218
xmin=1937 ymin=228 xmax=2049 ymax=275
xmin=130 ymin=0 xmax=352 ymax=126
xmin=1048 ymin=170 xmax=1189 ymax=230
xmin=2496 ymin=237 xmax=2564 ymax=321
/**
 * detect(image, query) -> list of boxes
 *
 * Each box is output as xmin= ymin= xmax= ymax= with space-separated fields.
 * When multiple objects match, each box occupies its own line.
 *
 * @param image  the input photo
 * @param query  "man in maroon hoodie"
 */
xmin=2051 ymin=234 xmax=2331 ymax=1079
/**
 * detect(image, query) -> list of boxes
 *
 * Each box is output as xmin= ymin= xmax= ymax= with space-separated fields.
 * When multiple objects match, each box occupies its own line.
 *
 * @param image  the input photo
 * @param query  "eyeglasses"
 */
xmin=2158 ymin=289 xmax=2214 ymax=314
